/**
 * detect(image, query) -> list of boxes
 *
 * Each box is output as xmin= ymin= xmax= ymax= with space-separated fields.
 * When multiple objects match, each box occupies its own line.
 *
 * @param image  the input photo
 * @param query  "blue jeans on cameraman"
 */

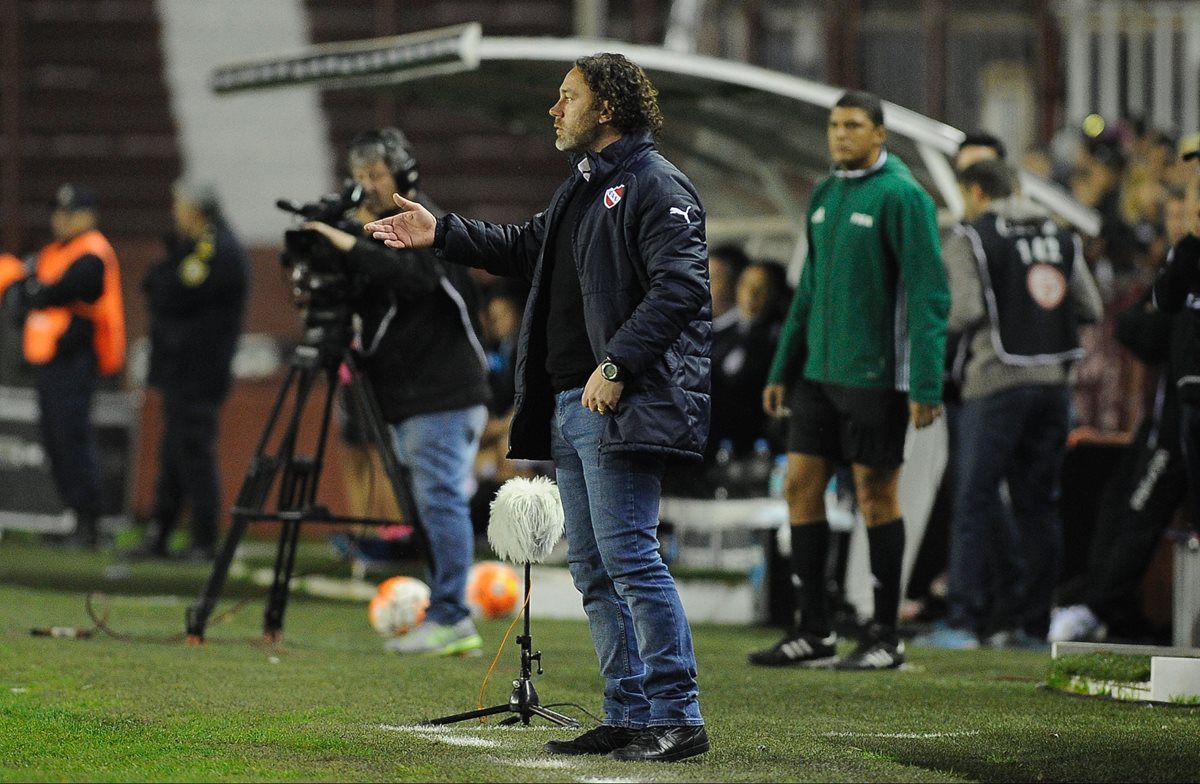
xmin=389 ymin=404 xmax=487 ymax=626
xmin=552 ymin=388 xmax=703 ymax=729
xmin=948 ymin=384 xmax=1069 ymax=638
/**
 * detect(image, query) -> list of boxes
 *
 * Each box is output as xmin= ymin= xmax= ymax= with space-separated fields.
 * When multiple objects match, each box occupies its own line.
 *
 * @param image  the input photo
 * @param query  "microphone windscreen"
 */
xmin=487 ymin=476 xmax=565 ymax=564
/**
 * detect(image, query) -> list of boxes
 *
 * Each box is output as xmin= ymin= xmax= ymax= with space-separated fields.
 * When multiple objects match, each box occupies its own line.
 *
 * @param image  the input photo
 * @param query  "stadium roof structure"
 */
xmin=212 ymin=22 xmax=1101 ymax=251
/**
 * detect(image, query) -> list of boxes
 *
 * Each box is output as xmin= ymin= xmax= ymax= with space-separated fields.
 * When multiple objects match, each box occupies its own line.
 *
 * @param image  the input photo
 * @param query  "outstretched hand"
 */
xmin=363 ymin=193 xmax=437 ymax=249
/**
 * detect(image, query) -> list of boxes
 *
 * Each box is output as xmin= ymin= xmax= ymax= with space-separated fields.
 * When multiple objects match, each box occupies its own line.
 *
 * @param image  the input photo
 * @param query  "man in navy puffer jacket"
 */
xmin=368 ymin=53 xmax=711 ymax=763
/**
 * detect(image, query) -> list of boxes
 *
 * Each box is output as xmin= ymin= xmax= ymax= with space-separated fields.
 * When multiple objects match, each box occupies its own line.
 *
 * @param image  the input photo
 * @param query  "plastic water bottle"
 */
xmin=713 ymin=439 xmax=733 ymax=500
xmin=768 ymin=454 xmax=788 ymax=499
xmin=746 ymin=438 xmax=773 ymax=496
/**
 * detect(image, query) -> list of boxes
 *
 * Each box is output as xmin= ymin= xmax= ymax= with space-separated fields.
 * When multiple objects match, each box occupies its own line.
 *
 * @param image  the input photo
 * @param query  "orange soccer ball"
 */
xmin=368 ymin=576 xmax=430 ymax=636
xmin=466 ymin=561 xmax=521 ymax=620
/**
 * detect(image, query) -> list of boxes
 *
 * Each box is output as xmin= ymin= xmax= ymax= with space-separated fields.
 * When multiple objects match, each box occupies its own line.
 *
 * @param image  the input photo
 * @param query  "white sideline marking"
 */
xmin=381 ymin=725 xmax=652 ymax=781
xmin=485 ymin=755 xmax=575 ymax=770
xmin=824 ymin=730 xmax=981 ymax=739
xmin=389 ymin=723 xmax=562 ymax=732
xmin=99 ymin=594 xmax=185 ymax=606
xmin=438 ymin=724 xmax=562 ymax=731
xmin=380 ymin=724 xmax=501 ymax=748
xmin=430 ymin=735 xmax=501 ymax=748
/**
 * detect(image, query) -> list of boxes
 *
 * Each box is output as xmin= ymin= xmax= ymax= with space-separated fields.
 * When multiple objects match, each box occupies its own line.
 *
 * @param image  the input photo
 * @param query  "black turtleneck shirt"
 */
xmin=544 ymin=180 xmax=596 ymax=391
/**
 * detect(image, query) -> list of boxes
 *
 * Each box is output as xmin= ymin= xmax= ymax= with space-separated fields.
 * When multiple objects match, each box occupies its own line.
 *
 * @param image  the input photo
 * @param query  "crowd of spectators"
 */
xmin=903 ymin=117 xmax=1200 ymax=646
xmin=1034 ymin=119 xmax=1198 ymax=434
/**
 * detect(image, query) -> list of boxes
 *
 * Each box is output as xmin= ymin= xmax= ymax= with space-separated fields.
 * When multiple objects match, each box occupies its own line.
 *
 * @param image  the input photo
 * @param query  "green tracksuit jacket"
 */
xmin=768 ymin=150 xmax=950 ymax=405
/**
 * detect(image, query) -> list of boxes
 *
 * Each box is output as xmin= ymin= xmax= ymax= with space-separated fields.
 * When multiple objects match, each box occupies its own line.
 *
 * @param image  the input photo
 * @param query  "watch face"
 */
xmin=602 ymin=362 xmax=618 ymax=380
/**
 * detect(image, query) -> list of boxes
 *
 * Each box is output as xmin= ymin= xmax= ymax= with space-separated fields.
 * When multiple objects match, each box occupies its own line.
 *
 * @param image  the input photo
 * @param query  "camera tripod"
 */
xmin=425 ymin=562 xmax=579 ymax=728
xmin=185 ymin=341 xmax=425 ymax=643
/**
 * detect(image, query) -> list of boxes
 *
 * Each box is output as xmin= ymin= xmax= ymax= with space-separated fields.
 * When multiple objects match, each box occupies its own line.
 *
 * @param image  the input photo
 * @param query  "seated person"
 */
xmin=471 ymin=284 xmax=551 ymax=532
xmin=708 ymin=243 xmax=751 ymax=336
xmin=709 ymin=260 xmax=789 ymax=459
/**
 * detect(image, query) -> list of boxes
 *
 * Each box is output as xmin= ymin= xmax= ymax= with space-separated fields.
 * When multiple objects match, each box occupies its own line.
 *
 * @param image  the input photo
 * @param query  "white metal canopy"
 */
xmin=211 ymin=22 xmax=1101 ymax=252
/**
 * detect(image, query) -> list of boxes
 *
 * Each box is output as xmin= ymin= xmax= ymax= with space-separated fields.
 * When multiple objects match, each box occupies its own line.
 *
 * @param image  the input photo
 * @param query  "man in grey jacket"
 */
xmin=917 ymin=158 xmax=1103 ymax=649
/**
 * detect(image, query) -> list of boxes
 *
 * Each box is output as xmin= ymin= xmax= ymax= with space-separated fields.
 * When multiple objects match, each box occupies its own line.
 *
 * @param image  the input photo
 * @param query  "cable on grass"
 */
xmin=30 ymin=591 xmax=255 ymax=644
xmin=541 ymin=701 xmax=602 ymax=725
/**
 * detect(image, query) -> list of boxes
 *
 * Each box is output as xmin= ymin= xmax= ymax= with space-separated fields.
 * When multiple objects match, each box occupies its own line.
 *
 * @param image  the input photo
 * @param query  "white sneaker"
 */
xmin=384 ymin=618 xmax=482 ymax=656
xmin=1047 ymin=604 xmax=1105 ymax=643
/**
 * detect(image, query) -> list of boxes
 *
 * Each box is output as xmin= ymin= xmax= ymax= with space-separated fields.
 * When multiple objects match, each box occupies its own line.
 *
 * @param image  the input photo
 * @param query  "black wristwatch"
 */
xmin=599 ymin=358 xmax=624 ymax=382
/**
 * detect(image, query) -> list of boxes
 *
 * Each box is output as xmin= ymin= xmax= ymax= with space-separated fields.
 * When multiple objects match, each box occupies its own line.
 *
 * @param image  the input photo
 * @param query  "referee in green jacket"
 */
xmin=750 ymin=90 xmax=950 ymax=670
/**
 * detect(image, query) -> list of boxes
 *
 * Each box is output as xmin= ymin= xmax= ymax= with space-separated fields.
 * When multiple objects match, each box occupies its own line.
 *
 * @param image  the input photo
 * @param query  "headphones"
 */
xmin=349 ymin=127 xmax=420 ymax=192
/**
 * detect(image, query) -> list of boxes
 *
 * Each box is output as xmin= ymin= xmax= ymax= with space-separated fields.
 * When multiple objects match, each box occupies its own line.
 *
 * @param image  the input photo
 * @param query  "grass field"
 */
xmin=1 ymin=534 xmax=1197 ymax=783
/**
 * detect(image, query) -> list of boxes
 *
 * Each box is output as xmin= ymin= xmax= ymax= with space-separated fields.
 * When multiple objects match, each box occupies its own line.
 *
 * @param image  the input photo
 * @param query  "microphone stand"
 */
xmin=425 ymin=563 xmax=578 ymax=727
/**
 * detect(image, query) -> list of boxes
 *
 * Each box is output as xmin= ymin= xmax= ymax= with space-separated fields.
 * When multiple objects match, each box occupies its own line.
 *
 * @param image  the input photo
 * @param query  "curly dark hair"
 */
xmin=574 ymin=53 xmax=664 ymax=137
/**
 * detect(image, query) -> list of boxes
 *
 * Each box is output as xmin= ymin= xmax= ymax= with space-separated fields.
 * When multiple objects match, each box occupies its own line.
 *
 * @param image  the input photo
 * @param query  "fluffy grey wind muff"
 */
xmin=487 ymin=476 xmax=565 ymax=564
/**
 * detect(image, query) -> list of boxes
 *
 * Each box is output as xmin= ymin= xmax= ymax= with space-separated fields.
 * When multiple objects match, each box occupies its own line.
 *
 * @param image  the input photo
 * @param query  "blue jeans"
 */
xmin=551 ymin=389 xmax=703 ymax=728
xmin=389 ymin=405 xmax=487 ymax=626
xmin=948 ymin=384 xmax=1069 ymax=637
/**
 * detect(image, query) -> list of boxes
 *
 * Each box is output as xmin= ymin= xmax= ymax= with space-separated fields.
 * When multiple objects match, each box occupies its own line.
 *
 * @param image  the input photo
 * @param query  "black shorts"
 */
xmin=786 ymin=379 xmax=910 ymax=467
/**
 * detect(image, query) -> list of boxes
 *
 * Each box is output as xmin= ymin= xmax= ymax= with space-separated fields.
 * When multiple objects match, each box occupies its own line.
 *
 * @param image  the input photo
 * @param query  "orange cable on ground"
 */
xmin=475 ymin=586 xmax=533 ymax=723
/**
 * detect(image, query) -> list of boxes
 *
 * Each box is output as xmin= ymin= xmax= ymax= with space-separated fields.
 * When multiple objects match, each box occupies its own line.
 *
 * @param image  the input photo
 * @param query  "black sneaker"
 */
xmin=610 ymin=725 xmax=710 ymax=762
xmin=835 ymin=627 xmax=906 ymax=670
xmin=747 ymin=631 xmax=838 ymax=668
xmin=544 ymin=724 xmax=640 ymax=756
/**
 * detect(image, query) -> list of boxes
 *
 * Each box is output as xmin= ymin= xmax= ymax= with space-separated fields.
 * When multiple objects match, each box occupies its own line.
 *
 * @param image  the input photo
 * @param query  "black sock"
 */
xmin=789 ymin=521 xmax=831 ymax=637
xmin=867 ymin=518 xmax=905 ymax=638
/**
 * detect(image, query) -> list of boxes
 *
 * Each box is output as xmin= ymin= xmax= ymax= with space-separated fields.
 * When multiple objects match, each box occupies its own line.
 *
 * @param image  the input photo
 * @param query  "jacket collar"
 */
xmin=831 ymin=147 xmax=889 ymax=179
xmin=568 ymin=130 xmax=656 ymax=183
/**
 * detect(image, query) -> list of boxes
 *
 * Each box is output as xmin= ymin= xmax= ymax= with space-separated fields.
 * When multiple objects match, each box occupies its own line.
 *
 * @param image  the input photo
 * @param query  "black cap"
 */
xmin=53 ymin=183 xmax=98 ymax=211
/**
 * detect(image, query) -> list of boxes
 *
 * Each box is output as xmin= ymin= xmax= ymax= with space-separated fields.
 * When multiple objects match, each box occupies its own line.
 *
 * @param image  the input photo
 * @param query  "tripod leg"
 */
xmin=263 ymin=517 xmax=302 ymax=640
xmin=186 ymin=368 xmax=305 ymax=642
xmin=186 ymin=354 xmax=335 ymax=643
xmin=423 ymin=703 xmax=514 ymax=725
xmin=526 ymin=705 xmax=581 ymax=728
xmin=186 ymin=508 xmax=251 ymax=642
xmin=261 ymin=364 xmax=339 ymax=639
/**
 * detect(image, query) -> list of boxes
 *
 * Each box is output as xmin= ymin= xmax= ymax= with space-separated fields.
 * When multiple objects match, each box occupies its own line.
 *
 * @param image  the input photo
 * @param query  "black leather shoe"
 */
xmin=610 ymin=725 xmax=710 ymax=762
xmin=544 ymin=724 xmax=641 ymax=756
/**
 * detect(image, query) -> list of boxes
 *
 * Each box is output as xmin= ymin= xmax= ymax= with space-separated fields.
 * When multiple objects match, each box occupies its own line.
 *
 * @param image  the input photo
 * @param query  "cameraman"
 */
xmin=304 ymin=128 xmax=492 ymax=657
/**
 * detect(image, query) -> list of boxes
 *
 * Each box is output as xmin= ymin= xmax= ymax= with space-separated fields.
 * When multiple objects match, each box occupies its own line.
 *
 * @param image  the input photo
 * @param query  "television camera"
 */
xmin=275 ymin=182 xmax=366 ymax=362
